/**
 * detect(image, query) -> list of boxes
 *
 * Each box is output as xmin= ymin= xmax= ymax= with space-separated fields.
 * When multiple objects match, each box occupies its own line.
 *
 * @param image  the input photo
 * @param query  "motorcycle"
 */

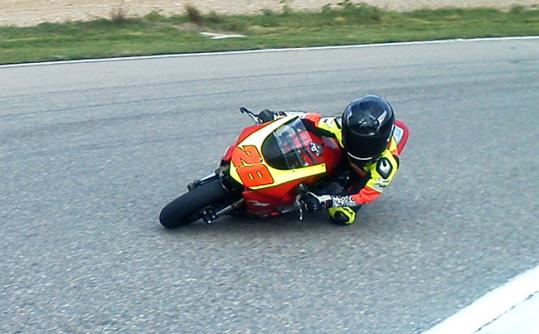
xmin=159 ymin=107 xmax=408 ymax=228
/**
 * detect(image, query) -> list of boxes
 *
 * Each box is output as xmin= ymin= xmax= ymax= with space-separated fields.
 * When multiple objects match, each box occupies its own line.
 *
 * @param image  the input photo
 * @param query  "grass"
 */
xmin=1 ymin=3 xmax=538 ymax=64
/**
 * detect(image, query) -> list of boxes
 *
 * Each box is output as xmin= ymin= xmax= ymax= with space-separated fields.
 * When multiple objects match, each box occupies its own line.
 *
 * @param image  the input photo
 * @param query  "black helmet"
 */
xmin=342 ymin=95 xmax=395 ymax=166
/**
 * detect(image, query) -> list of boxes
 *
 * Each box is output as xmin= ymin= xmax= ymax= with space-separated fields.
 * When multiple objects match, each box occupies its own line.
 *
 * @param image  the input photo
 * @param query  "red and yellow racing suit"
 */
xmin=284 ymin=111 xmax=408 ymax=224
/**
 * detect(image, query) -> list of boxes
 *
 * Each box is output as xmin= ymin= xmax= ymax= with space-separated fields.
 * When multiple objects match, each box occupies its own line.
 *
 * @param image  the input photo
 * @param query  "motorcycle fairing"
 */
xmin=228 ymin=116 xmax=327 ymax=190
xmin=393 ymin=120 xmax=409 ymax=154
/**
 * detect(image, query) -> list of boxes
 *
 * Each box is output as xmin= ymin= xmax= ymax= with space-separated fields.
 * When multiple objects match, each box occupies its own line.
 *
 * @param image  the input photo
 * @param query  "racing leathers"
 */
xmin=259 ymin=109 xmax=406 ymax=225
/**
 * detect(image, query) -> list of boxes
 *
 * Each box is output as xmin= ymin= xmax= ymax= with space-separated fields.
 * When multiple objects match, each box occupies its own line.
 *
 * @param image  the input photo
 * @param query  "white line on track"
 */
xmin=423 ymin=264 xmax=539 ymax=334
xmin=1 ymin=35 xmax=539 ymax=69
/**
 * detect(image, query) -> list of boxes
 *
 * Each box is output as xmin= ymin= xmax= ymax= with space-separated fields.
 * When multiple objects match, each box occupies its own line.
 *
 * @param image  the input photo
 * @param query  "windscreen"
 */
xmin=261 ymin=118 xmax=318 ymax=170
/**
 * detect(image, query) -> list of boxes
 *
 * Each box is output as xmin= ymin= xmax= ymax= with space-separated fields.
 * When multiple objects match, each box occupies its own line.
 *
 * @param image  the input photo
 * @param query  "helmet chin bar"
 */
xmin=347 ymin=151 xmax=373 ymax=161
xmin=347 ymin=155 xmax=376 ymax=170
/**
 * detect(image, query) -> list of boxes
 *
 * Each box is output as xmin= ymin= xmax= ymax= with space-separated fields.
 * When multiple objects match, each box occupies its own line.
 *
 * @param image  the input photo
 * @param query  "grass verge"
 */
xmin=1 ymin=4 xmax=538 ymax=65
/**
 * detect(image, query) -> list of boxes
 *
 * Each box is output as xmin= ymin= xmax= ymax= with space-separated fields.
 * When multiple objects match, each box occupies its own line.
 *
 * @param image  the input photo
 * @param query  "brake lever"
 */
xmin=294 ymin=196 xmax=304 ymax=221
xmin=239 ymin=107 xmax=261 ymax=124
xmin=294 ymin=183 xmax=309 ymax=221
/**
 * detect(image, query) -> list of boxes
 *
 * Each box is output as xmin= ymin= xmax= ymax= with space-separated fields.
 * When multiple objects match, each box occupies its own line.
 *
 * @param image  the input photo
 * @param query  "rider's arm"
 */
xmin=261 ymin=109 xmax=401 ymax=207
xmin=258 ymin=109 xmax=321 ymax=124
xmin=330 ymin=148 xmax=400 ymax=207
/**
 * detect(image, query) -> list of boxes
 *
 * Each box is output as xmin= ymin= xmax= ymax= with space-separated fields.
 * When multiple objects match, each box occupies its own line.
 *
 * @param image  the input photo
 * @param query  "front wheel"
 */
xmin=159 ymin=177 xmax=233 ymax=229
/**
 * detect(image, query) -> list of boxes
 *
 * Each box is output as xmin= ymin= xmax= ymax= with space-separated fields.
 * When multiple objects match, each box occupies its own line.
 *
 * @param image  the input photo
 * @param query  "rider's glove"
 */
xmin=302 ymin=192 xmax=333 ymax=213
xmin=257 ymin=109 xmax=287 ymax=123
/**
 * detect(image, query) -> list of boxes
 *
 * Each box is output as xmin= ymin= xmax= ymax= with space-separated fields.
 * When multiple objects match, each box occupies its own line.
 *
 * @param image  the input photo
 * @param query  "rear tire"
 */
xmin=159 ymin=177 xmax=232 ymax=229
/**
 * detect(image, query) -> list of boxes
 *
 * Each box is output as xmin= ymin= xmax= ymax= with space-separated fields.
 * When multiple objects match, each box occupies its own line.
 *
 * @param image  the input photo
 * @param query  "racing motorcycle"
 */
xmin=159 ymin=108 xmax=407 ymax=228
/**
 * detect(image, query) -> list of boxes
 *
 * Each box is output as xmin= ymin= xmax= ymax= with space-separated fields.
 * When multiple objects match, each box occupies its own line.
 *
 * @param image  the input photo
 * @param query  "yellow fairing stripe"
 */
xmin=229 ymin=116 xmax=328 ymax=190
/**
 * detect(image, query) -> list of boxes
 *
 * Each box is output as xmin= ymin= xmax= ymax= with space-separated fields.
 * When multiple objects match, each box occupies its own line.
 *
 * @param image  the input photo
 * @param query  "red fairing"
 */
xmin=303 ymin=113 xmax=321 ymax=124
xmin=242 ymin=189 xmax=295 ymax=217
xmin=394 ymin=120 xmax=409 ymax=155
xmin=242 ymin=176 xmax=321 ymax=216
xmin=222 ymin=118 xmax=343 ymax=217
xmin=319 ymin=136 xmax=342 ymax=172
xmin=222 ymin=145 xmax=235 ymax=163
xmin=222 ymin=123 xmax=270 ymax=163
xmin=242 ymin=134 xmax=342 ymax=216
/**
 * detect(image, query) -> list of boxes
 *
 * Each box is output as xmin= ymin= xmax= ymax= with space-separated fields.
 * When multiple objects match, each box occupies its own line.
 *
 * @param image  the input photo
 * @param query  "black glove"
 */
xmin=302 ymin=192 xmax=332 ymax=213
xmin=257 ymin=109 xmax=287 ymax=123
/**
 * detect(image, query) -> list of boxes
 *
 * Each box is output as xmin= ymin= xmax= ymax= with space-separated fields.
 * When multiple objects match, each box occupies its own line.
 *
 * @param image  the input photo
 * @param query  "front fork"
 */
xmin=187 ymin=172 xmax=217 ymax=191
xmin=188 ymin=168 xmax=245 ymax=224
xmin=201 ymin=199 xmax=244 ymax=224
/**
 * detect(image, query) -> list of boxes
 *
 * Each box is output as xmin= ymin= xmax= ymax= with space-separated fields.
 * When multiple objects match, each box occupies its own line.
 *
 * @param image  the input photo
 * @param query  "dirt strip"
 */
xmin=1 ymin=0 xmax=538 ymax=27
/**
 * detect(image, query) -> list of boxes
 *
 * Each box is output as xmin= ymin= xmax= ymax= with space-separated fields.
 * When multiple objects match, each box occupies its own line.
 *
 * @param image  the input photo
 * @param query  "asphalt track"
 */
xmin=1 ymin=38 xmax=538 ymax=333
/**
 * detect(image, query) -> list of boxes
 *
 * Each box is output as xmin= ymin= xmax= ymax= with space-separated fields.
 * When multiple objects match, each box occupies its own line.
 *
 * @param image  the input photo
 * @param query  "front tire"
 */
xmin=159 ymin=177 xmax=232 ymax=229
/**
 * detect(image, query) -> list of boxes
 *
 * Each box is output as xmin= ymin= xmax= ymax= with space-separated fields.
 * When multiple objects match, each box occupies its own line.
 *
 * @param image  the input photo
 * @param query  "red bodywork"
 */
xmin=394 ymin=120 xmax=409 ymax=154
xmin=221 ymin=122 xmax=343 ymax=217
xmin=222 ymin=123 xmax=270 ymax=163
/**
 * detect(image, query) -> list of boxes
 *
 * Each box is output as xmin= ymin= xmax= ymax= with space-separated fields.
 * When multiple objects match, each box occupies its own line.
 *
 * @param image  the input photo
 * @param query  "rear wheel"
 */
xmin=159 ymin=177 xmax=233 ymax=229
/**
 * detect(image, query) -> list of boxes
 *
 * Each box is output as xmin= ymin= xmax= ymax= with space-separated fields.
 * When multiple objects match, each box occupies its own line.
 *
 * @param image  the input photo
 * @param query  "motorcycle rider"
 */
xmin=257 ymin=95 xmax=408 ymax=225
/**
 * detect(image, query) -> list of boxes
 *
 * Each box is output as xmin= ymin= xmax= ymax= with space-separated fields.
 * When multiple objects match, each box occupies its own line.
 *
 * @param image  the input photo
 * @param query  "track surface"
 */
xmin=1 ymin=39 xmax=538 ymax=333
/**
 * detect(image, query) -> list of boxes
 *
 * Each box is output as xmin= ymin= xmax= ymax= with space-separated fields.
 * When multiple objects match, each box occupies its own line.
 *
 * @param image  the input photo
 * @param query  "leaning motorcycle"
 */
xmin=159 ymin=108 xmax=406 ymax=228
